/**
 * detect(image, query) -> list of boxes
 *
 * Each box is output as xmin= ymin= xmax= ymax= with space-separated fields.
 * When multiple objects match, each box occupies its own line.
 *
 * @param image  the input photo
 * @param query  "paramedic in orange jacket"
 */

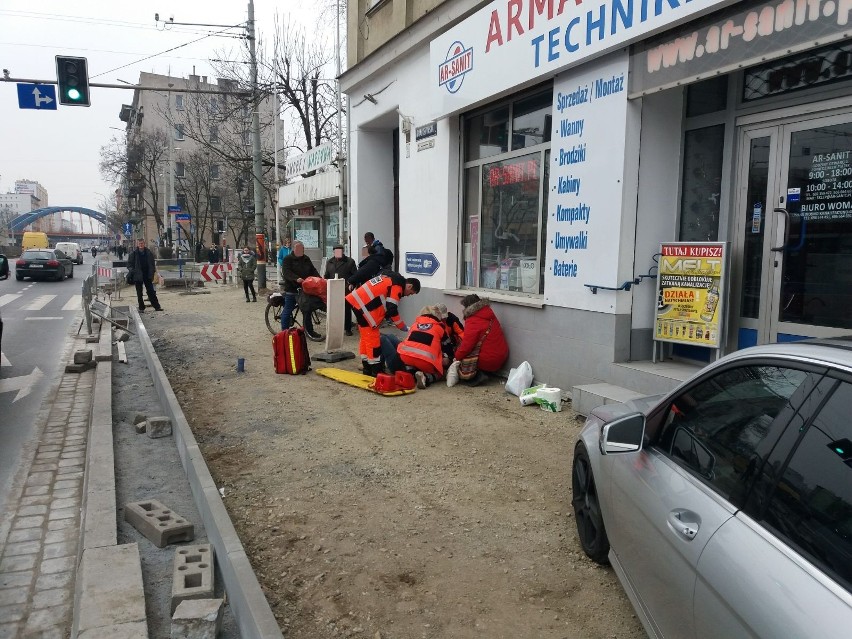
xmin=345 ymin=273 xmax=421 ymax=376
xmin=398 ymin=306 xmax=450 ymax=388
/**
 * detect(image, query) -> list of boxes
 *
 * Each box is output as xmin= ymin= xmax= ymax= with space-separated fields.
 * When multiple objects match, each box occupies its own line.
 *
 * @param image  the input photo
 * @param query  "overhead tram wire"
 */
xmin=0 ymin=9 xmax=236 ymax=37
xmin=91 ymin=24 xmax=247 ymax=79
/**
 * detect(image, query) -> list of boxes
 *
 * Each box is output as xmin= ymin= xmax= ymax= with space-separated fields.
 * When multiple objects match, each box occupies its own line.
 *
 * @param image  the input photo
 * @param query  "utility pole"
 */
xmin=336 ymin=0 xmax=345 ymax=248
xmin=248 ymin=0 xmax=266 ymax=289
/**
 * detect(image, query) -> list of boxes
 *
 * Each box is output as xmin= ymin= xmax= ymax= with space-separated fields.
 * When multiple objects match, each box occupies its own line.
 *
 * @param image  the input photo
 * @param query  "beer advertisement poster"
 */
xmin=654 ymin=242 xmax=727 ymax=348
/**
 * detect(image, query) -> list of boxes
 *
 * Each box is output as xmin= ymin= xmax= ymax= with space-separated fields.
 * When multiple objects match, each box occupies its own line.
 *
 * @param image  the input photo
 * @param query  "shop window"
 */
xmin=512 ymin=92 xmax=552 ymax=150
xmin=462 ymin=87 xmax=551 ymax=295
xmin=685 ymin=77 xmax=728 ymax=117
xmin=679 ymin=124 xmax=724 ymax=242
xmin=466 ymin=106 xmax=509 ymax=161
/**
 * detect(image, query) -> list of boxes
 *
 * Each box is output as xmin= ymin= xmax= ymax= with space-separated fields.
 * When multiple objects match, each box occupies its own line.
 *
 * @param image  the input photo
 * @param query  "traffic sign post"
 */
xmin=16 ymin=84 xmax=57 ymax=110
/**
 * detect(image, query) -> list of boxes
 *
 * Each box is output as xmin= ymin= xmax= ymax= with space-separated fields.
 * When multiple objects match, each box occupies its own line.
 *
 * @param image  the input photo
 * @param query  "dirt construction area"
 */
xmin=140 ymin=281 xmax=645 ymax=639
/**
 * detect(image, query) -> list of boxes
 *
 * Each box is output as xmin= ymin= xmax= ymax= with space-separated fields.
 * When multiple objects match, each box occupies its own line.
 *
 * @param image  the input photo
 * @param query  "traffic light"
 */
xmin=55 ymin=56 xmax=90 ymax=106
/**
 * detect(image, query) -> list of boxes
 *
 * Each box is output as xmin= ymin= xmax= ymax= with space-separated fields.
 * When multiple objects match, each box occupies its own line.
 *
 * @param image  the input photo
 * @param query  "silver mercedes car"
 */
xmin=573 ymin=339 xmax=852 ymax=638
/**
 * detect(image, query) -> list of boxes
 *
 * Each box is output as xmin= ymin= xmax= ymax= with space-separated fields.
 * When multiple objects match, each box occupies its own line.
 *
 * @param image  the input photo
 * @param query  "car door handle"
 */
xmin=668 ymin=508 xmax=700 ymax=541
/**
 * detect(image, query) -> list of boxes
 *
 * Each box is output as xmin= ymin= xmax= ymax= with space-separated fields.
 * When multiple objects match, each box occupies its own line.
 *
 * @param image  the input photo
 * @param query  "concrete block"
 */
xmin=124 ymin=500 xmax=194 ymax=548
xmin=146 ymin=417 xmax=172 ymax=439
xmin=85 ymin=336 xmax=100 ymax=343
xmin=171 ymin=599 xmax=223 ymax=639
xmin=74 ymin=544 xmax=147 ymax=636
xmin=171 ymin=544 xmax=215 ymax=613
xmin=65 ymin=362 xmax=96 ymax=373
xmin=74 ymin=350 xmax=94 ymax=364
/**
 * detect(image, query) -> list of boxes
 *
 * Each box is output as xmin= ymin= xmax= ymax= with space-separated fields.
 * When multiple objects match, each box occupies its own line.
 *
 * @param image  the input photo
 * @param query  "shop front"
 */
xmin=343 ymin=0 xmax=852 ymax=398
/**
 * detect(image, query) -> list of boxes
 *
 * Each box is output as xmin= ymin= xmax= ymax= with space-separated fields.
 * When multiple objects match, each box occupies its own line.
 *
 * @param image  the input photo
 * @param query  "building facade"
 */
xmin=340 ymin=0 xmax=852 ymax=399
xmin=120 ymin=72 xmax=279 ymax=256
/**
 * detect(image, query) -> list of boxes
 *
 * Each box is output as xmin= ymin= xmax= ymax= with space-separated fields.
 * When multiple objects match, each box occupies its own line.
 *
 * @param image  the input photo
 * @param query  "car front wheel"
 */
xmin=572 ymin=443 xmax=611 ymax=564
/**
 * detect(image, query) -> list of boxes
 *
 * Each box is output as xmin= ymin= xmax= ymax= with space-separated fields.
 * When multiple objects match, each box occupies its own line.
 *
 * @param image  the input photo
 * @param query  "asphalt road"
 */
xmin=0 ymin=255 xmax=93 ymax=517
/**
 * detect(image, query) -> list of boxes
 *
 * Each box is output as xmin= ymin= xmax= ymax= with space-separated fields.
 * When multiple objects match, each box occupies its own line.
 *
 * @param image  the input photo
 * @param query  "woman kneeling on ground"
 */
xmin=446 ymin=294 xmax=509 ymax=387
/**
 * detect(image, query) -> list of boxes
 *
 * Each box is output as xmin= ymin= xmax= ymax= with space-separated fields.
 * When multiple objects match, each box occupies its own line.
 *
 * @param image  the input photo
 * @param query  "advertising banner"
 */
xmin=430 ymin=0 xmax=729 ymax=117
xmin=655 ymin=242 xmax=727 ymax=348
xmin=544 ymin=51 xmax=629 ymax=312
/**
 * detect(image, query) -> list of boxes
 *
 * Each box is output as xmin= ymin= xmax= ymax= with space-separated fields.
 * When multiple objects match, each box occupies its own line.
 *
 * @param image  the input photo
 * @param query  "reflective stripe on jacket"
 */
xmin=345 ymin=274 xmax=405 ymax=329
xmin=398 ymin=314 xmax=446 ymax=376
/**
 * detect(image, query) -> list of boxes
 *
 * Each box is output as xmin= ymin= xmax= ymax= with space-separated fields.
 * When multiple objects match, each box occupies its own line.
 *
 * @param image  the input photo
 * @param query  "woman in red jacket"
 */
xmin=446 ymin=294 xmax=509 ymax=387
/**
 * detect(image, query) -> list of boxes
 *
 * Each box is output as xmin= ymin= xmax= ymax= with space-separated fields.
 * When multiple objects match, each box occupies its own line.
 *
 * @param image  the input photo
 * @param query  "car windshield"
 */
xmin=24 ymin=251 xmax=54 ymax=260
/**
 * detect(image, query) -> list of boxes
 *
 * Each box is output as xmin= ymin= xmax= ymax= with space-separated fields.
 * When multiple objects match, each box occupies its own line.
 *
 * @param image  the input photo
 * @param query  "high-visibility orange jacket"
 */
xmin=345 ymin=273 xmax=407 ymax=330
xmin=398 ymin=313 xmax=447 ymax=376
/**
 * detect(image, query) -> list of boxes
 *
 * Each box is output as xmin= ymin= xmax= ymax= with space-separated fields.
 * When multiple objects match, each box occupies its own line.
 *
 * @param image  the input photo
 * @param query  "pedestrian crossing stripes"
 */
xmin=0 ymin=293 xmax=22 ymax=308
xmin=23 ymin=295 xmax=56 ymax=311
xmin=0 ymin=293 xmax=82 ymax=313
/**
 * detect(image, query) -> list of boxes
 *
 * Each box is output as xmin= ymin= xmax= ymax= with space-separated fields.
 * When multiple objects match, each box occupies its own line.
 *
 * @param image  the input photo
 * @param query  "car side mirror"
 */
xmin=600 ymin=413 xmax=646 ymax=455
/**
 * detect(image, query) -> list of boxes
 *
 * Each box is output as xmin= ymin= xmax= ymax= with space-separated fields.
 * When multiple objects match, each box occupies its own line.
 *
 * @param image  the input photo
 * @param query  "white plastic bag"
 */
xmin=505 ymin=361 xmax=534 ymax=396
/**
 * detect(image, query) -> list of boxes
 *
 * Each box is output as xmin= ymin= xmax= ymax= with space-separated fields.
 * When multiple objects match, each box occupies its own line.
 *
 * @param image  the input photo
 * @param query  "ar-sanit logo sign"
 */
xmin=438 ymin=41 xmax=473 ymax=93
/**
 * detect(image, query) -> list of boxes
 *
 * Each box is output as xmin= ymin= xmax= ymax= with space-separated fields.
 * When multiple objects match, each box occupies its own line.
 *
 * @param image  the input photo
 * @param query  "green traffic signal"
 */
xmin=55 ymin=55 xmax=90 ymax=107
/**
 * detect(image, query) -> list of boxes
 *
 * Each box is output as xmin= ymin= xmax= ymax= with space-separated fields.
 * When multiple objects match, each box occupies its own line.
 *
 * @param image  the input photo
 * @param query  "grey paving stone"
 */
xmin=2 ymin=540 xmax=40 ymax=556
xmin=42 ymin=542 xmax=75 ymax=560
xmin=23 ymin=486 xmax=49 ymax=497
xmin=6 ymin=528 xmax=42 ymax=544
xmin=0 ymin=587 xmax=28 ymax=606
xmin=24 ymin=625 xmax=65 ymax=639
xmin=46 ymin=518 xmax=76 ymax=532
xmin=35 ymin=451 xmax=61 ymax=460
xmin=53 ymin=479 xmax=80 ymax=491
xmin=37 ymin=445 xmax=62 ymax=453
xmin=51 ymin=497 xmax=79 ymax=511
xmin=59 ymin=451 xmax=85 ymax=460
xmin=48 ymin=507 xmax=78 ymax=521
xmin=30 ymin=464 xmax=58 ymax=474
xmin=0 ymin=622 xmax=21 ymax=639
xmin=56 ymin=465 xmax=83 ymax=476
xmin=39 ymin=556 xmax=74 ymax=575
xmin=0 ymin=554 xmax=36 ymax=573
xmin=57 ymin=458 xmax=83 ymax=469
xmin=13 ymin=515 xmax=44 ymax=529
xmin=0 ymin=604 xmax=25 ymax=622
xmin=32 ymin=587 xmax=72 ymax=609
xmin=44 ymin=528 xmax=77 ymax=546
xmin=20 ymin=495 xmax=51 ymax=507
xmin=25 ymin=472 xmax=54 ymax=487
xmin=23 ymin=603 xmax=71 ymax=632
xmin=34 ymin=571 xmax=73 ymax=591
xmin=0 ymin=570 xmax=33 ymax=589
xmin=17 ymin=505 xmax=48 ymax=517
xmin=52 ymin=488 xmax=80 ymax=500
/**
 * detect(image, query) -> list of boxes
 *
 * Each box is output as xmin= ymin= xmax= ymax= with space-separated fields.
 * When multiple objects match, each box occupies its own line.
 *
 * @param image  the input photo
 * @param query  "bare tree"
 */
xmin=99 ymin=130 xmax=169 ymax=238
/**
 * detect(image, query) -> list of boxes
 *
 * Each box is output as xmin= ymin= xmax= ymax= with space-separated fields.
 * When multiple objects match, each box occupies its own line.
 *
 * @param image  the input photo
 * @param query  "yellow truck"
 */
xmin=21 ymin=231 xmax=49 ymax=250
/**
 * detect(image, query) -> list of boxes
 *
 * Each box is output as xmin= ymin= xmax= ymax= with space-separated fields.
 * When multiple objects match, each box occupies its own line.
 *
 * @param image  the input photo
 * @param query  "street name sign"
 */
xmin=405 ymin=252 xmax=440 ymax=276
xmin=17 ymin=84 xmax=57 ymax=110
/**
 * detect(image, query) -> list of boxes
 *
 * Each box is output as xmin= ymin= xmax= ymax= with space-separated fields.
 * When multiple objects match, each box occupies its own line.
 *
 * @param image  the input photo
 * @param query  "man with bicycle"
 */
xmin=280 ymin=240 xmax=322 ymax=340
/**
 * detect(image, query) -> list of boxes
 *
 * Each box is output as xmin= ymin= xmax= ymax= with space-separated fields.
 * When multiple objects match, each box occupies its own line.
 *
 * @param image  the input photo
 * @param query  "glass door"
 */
xmin=734 ymin=111 xmax=852 ymax=348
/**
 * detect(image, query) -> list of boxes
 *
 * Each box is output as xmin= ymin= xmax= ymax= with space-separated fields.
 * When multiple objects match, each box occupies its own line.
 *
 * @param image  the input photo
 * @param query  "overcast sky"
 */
xmin=0 ymin=1 xmax=327 ymax=212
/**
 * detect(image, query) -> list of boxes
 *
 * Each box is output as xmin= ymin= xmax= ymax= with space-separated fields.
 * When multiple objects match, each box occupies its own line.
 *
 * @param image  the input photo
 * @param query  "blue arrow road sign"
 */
xmin=17 ymin=84 xmax=57 ymax=110
xmin=123 ymin=223 xmax=133 ymax=235
xmin=405 ymin=252 xmax=441 ymax=276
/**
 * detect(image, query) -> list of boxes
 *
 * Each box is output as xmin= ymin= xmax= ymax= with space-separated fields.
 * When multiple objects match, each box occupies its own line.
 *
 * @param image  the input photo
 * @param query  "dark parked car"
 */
xmin=573 ymin=339 xmax=852 ymax=638
xmin=15 ymin=249 xmax=74 ymax=281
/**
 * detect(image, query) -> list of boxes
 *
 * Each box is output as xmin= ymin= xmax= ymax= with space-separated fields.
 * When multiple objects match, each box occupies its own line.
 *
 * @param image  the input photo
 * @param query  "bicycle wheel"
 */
xmin=265 ymin=303 xmax=282 ymax=335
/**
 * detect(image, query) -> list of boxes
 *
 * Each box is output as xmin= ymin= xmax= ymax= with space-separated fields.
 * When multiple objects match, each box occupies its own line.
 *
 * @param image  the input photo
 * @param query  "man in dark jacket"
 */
xmin=127 ymin=238 xmax=162 ymax=312
xmin=324 ymin=244 xmax=357 ymax=335
xmin=280 ymin=240 xmax=321 ymax=339
xmin=348 ymin=246 xmax=385 ymax=289
xmin=207 ymin=243 xmax=220 ymax=263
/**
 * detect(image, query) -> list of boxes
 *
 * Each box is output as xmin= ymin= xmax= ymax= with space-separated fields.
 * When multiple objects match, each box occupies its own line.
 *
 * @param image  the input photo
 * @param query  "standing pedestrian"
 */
xmin=237 ymin=247 xmax=257 ymax=303
xmin=277 ymin=237 xmax=292 ymax=273
xmin=207 ymin=243 xmax=220 ymax=263
xmin=127 ymin=238 xmax=163 ymax=312
xmin=323 ymin=244 xmax=357 ymax=336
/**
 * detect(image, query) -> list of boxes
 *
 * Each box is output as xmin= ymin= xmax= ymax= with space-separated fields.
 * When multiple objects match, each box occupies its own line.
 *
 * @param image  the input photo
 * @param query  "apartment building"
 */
xmin=340 ymin=0 xmax=852 ymax=401
xmin=119 ymin=72 xmax=280 ymax=257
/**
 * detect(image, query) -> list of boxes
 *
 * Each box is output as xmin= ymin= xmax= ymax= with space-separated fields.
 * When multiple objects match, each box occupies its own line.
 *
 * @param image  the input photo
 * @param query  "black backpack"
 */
xmin=380 ymin=247 xmax=394 ymax=268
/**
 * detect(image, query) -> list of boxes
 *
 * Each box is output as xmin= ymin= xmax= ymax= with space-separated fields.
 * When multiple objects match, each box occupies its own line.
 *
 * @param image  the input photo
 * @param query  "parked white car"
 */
xmin=55 ymin=242 xmax=84 ymax=264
